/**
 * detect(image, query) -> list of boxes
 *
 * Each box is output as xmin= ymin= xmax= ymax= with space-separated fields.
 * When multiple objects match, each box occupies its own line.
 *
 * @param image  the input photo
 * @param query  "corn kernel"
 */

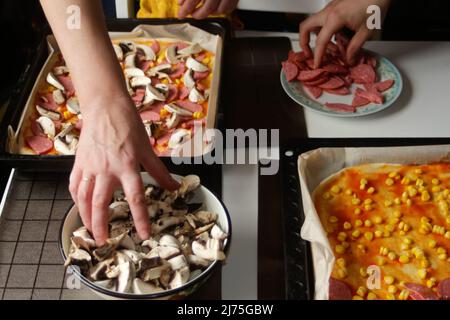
xmin=388 ymin=251 xmax=397 ymax=261
xmin=329 ymin=216 xmax=338 ymax=223
xmin=354 ymin=208 xmax=362 ymax=215
xmin=336 ymin=268 xmax=348 ymax=279
xmin=385 ymin=178 xmax=394 ymax=186
xmin=379 ymin=246 xmax=389 ymax=255
xmin=432 ymin=186 xmax=441 ymax=193
xmin=377 ymin=256 xmax=386 ymax=266
xmin=417 ymin=269 xmax=427 ymax=280
xmin=416 ymin=178 xmax=424 ymax=187
xmin=389 ymin=172 xmax=399 ymax=178
xmin=385 ymin=200 xmax=393 ymax=207
xmin=407 ymin=186 xmax=418 ymax=197
xmin=193 ymin=111 xmax=204 ymax=119
xmin=421 ymin=216 xmax=431 ymax=223
xmin=438 ymin=253 xmax=447 ymax=261
xmin=322 ymin=192 xmax=331 ymax=200
xmin=406 ymin=199 xmax=412 ymax=207
xmin=352 ymin=198 xmax=361 ymax=205
xmin=375 ymin=230 xmax=383 ymax=238
xmin=415 ymin=168 xmax=423 ymax=174
xmin=356 ymin=286 xmax=367 ymax=298
xmin=341 ymin=241 xmax=349 ymax=249
xmin=364 ymin=220 xmax=373 ymax=228
xmin=355 ymin=219 xmax=363 ymax=227
xmin=337 ymin=232 xmax=347 ymax=242
xmin=432 ymin=178 xmax=441 ymax=185
xmin=427 ymin=277 xmax=437 ymax=288
xmin=386 ymin=293 xmax=396 ymax=300
xmin=367 ymin=187 xmax=375 ymax=194
xmin=410 ymin=174 xmax=418 ymax=181
xmin=343 ymin=222 xmax=352 ymax=230
xmin=398 ymin=289 xmax=409 ymax=300
xmin=403 ymin=237 xmax=413 ymax=245
xmin=420 ymin=259 xmax=430 ymax=268
xmin=384 ymin=275 xmax=395 ymax=285
xmin=401 ymin=177 xmax=410 ymax=185
xmin=393 ymin=210 xmax=402 ymax=218
xmin=345 ymin=189 xmax=353 ymax=196
xmin=385 ymin=224 xmax=395 ymax=232
xmin=400 ymin=243 xmax=410 ymax=251
xmin=364 ymin=204 xmax=373 ymax=211
xmin=437 ymin=247 xmax=446 ymax=254
xmin=390 ymin=217 xmax=400 ymax=225
xmin=357 ymin=244 xmax=366 ymax=252
xmin=364 ymin=232 xmax=374 ymax=241
xmin=335 ymin=244 xmax=346 ymax=254
xmin=360 ymin=267 xmax=367 ymax=277
xmin=445 ymin=231 xmax=450 ymax=239
xmin=373 ymin=216 xmax=383 ymax=224
xmin=336 ymin=257 xmax=346 ymax=268
xmin=402 ymin=191 xmax=409 ymax=199
xmin=394 ymin=198 xmax=401 ymax=205
xmin=352 ymin=295 xmax=364 ymax=300
xmin=367 ymin=292 xmax=377 ymax=300
xmin=399 ymin=255 xmax=410 ymax=264
xmin=436 ymin=194 xmax=445 ymax=201
xmin=388 ymin=285 xmax=398 ymax=294
xmin=360 ymin=178 xmax=368 ymax=186
xmin=421 ymin=191 xmax=431 ymax=202
xmin=352 ymin=230 xmax=361 ymax=238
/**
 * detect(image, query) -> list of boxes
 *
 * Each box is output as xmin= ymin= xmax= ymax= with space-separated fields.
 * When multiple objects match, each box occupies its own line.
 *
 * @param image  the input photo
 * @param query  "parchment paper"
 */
xmin=11 ymin=23 xmax=222 ymax=156
xmin=297 ymin=145 xmax=450 ymax=300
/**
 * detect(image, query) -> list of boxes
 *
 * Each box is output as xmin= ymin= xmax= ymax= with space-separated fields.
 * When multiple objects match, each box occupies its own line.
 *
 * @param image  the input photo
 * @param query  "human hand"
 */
xmin=178 ymin=0 xmax=239 ymax=19
xmin=300 ymin=0 xmax=391 ymax=68
xmin=69 ymin=94 xmax=179 ymax=246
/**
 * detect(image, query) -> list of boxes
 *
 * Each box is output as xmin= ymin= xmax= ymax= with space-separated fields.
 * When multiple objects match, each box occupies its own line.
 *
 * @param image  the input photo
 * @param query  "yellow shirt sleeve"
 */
xmin=137 ymin=0 xmax=226 ymax=18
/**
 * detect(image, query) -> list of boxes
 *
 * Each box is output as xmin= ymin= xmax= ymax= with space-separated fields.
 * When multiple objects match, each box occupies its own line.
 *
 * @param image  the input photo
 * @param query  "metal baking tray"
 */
xmin=280 ymin=137 xmax=450 ymax=300
xmin=0 ymin=18 xmax=230 ymax=169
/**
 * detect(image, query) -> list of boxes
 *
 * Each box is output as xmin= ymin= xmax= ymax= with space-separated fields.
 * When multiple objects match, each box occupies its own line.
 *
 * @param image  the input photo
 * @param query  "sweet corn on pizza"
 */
xmin=17 ymin=38 xmax=214 ymax=156
xmin=313 ymin=163 xmax=450 ymax=300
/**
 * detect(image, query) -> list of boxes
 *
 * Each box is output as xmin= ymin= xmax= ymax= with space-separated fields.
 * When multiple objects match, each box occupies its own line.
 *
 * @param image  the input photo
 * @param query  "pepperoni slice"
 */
xmin=26 ymin=135 xmax=53 ymax=155
xmin=355 ymin=88 xmax=383 ymax=104
xmin=56 ymin=75 xmax=75 ymax=97
xmin=38 ymin=93 xmax=58 ymax=111
xmin=166 ymin=85 xmax=179 ymax=103
xmin=304 ymin=85 xmax=322 ymax=99
xmin=325 ymin=102 xmax=355 ymax=113
xmin=324 ymin=87 xmax=350 ymax=95
xmin=298 ymin=69 xmax=326 ymax=82
xmin=282 ymin=61 xmax=299 ymax=82
xmin=31 ymin=121 xmax=45 ymax=137
xmin=319 ymin=77 xmax=345 ymax=90
xmin=179 ymin=86 xmax=190 ymax=100
xmin=302 ymin=76 xmax=329 ymax=87
xmin=438 ymin=278 xmax=450 ymax=300
xmin=151 ymin=40 xmax=160 ymax=54
xmin=322 ymin=64 xmax=348 ymax=74
xmin=404 ymin=283 xmax=439 ymax=300
xmin=150 ymin=77 xmax=161 ymax=86
xmin=352 ymin=95 xmax=370 ymax=107
xmin=329 ymin=278 xmax=352 ymax=300
xmin=177 ymin=100 xmax=203 ymax=113
xmin=193 ymin=70 xmax=210 ymax=81
xmin=350 ymin=63 xmax=376 ymax=84
xmin=140 ymin=110 xmax=160 ymax=122
xmin=369 ymin=79 xmax=395 ymax=92
xmin=168 ymin=62 xmax=186 ymax=79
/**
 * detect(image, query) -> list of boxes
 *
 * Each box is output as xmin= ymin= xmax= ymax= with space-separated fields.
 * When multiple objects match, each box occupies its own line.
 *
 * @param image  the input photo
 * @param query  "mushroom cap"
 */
xmin=186 ymin=57 xmax=208 ymax=73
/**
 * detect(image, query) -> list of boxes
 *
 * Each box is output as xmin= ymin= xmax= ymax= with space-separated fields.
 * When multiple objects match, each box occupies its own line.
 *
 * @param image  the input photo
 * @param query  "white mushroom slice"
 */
xmin=120 ymin=235 xmax=136 ymax=251
xmin=108 ymin=201 xmax=129 ymax=221
xmin=194 ymin=223 xmax=215 ymax=235
xmin=164 ymin=103 xmax=193 ymax=117
xmin=116 ymin=260 xmax=135 ymax=293
xmin=186 ymin=57 xmax=208 ymax=72
xmin=195 ymin=231 xmax=210 ymax=242
xmin=211 ymin=224 xmax=227 ymax=240
xmin=183 ymin=69 xmax=196 ymax=89
xmin=120 ymin=250 xmax=144 ymax=264
xmin=36 ymin=105 xmax=61 ymax=121
xmin=168 ymin=129 xmax=191 ymax=149
xmin=168 ymin=254 xmax=188 ymax=270
xmin=141 ymin=238 xmax=159 ymax=250
xmin=132 ymin=278 xmax=163 ymax=294
xmin=140 ymin=265 xmax=168 ymax=281
xmin=136 ymin=44 xmax=156 ymax=61
xmin=179 ymin=175 xmax=201 ymax=196
xmin=90 ymin=257 xmax=115 ymax=280
xmin=72 ymin=226 xmax=96 ymax=248
xmin=46 ymin=72 xmax=65 ymax=91
xmin=165 ymin=112 xmax=180 ymax=130
xmin=144 ymin=84 xmax=166 ymax=102
xmin=188 ymin=87 xmax=205 ymax=103
xmin=53 ymin=66 xmax=69 ymax=76
xmin=113 ymin=44 xmax=123 ymax=61
xmin=36 ymin=116 xmax=56 ymax=138
xmin=66 ymin=97 xmax=80 ymax=115
xmin=177 ymin=43 xmax=203 ymax=56
xmin=106 ymin=265 xmax=120 ymax=279
xmin=130 ymin=76 xmax=151 ymax=88
xmin=188 ymin=254 xmax=210 ymax=268
xmin=125 ymin=53 xmax=136 ymax=68
xmin=147 ymin=203 xmax=158 ymax=219
xmin=155 ymin=83 xmax=169 ymax=96
xmin=52 ymin=89 xmax=65 ymax=105
xmin=148 ymin=245 xmax=180 ymax=260
xmin=165 ymin=45 xmax=181 ymax=64
xmin=195 ymin=211 xmax=218 ymax=224
xmin=54 ymin=137 xmax=78 ymax=155
xmin=207 ymin=238 xmax=222 ymax=251
xmin=159 ymin=235 xmax=180 ymax=249
xmin=192 ymin=240 xmax=226 ymax=261
xmin=124 ymin=67 xmax=145 ymax=79
xmin=147 ymin=64 xmax=171 ymax=77
xmin=54 ymin=123 xmax=74 ymax=140
xmin=169 ymin=266 xmax=190 ymax=289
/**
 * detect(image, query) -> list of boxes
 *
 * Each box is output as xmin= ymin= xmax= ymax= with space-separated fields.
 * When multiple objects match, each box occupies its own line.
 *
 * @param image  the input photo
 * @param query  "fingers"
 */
xmin=192 ymin=0 xmax=219 ymax=19
xmin=178 ymin=0 xmax=201 ymax=18
xmin=141 ymin=150 xmax=180 ymax=191
xmin=216 ymin=0 xmax=238 ymax=14
xmin=91 ymin=175 xmax=116 ymax=246
xmin=121 ymin=173 xmax=150 ymax=241
xmin=69 ymin=166 xmax=82 ymax=206
xmin=314 ymin=19 xmax=344 ymax=68
xmin=299 ymin=15 xmax=323 ymax=58
xmin=346 ymin=27 xmax=371 ymax=65
xmin=77 ymin=174 xmax=95 ymax=233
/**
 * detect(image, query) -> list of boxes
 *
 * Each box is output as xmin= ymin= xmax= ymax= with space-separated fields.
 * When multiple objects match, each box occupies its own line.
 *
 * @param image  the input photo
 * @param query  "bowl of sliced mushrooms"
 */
xmin=60 ymin=174 xmax=231 ymax=299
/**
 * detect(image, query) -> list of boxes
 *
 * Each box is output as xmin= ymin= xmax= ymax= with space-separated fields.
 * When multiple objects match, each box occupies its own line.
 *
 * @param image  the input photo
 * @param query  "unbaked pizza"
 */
xmin=18 ymin=38 xmax=214 ymax=156
xmin=313 ymin=163 xmax=450 ymax=300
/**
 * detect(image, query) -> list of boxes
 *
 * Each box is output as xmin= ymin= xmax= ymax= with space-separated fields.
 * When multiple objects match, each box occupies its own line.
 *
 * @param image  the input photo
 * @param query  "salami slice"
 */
xmin=139 ymin=60 xmax=153 ymax=72
xmin=193 ymin=70 xmax=210 ymax=81
xmin=325 ymin=102 xmax=355 ymax=113
xmin=355 ymin=88 xmax=383 ymax=104
xmin=352 ymin=95 xmax=370 ymax=107
xmin=438 ymin=278 xmax=450 ymax=300
xmin=305 ymin=59 xmax=315 ymax=70
xmin=169 ymin=62 xmax=186 ymax=79
xmin=26 ymin=135 xmax=53 ymax=155
xmin=282 ymin=61 xmax=299 ymax=82
xmin=38 ymin=93 xmax=58 ymax=111
xmin=140 ymin=110 xmax=160 ymax=122
xmin=31 ymin=121 xmax=45 ymax=137
xmin=318 ymin=77 xmax=345 ymax=90
xmin=404 ymin=283 xmax=439 ymax=300
xmin=328 ymin=278 xmax=352 ymax=300
xmin=148 ymin=101 xmax=165 ymax=113
xmin=302 ymin=76 xmax=329 ymax=87
xmin=350 ymin=64 xmax=376 ymax=84
xmin=56 ymin=75 xmax=75 ymax=97
xmin=166 ymin=85 xmax=179 ymax=103
xmin=177 ymin=100 xmax=203 ymax=113
xmin=132 ymin=88 xmax=146 ymax=105
xmin=322 ymin=64 xmax=348 ymax=74
xmin=369 ymin=79 xmax=394 ymax=92
xmin=179 ymin=86 xmax=190 ymax=100
xmin=151 ymin=40 xmax=160 ymax=54
xmin=298 ymin=69 xmax=326 ymax=82
xmin=195 ymin=53 xmax=207 ymax=62
xmin=324 ymin=87 xmax=350 ymax=95
xmin=304 ymin=85 xmax=322 ymax=99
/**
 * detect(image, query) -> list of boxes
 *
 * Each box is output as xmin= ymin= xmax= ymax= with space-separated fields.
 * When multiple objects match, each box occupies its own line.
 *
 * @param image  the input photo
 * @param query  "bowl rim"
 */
xmin=58 ymin=175 xmax=232 ymax=300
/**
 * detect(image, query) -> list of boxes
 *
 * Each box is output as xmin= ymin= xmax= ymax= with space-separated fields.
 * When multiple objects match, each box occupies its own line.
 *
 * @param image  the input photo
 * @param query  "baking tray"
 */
xmin=0 ymin=18 xmax=230 ymax=169
xmin=280 ymin=137 xmax=450 ymax=300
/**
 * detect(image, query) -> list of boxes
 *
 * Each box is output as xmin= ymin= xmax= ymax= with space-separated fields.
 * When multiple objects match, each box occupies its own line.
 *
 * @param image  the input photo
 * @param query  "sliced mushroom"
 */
xmin=141 ymin=238 xmax=159 ymax=250
xmin=159 ymin=235 xmax=180 ymax=249
xmin=165 ymin=45 xmax=181 ymax=64
xmin=192 ymin=240 xmax=226 ymax=261
xmin=109 ymin=201 xmax=130 ymax=221
xmin=120 ymin=250 xmax=144 ymax=264
xmin=189 ymin=87 xmax=205 ymax=103
xmin=168 ymin=128 xmax=191 ymax=149
xmin=73 ymin=226 xmax=96 ymax=248
xmin=119 ymin=41 xmax=136 ymax=55
xmin=177 ymin=43 xmax=203 ymax=56
xmin=179 ymin=175 xmax=201 ymax=196
xmin=188 ymin=255 xmax=210 ymax=268
xmin=53 ymin=66 xmax=69 ymax=76
xmin=36 ymin=116 xmax=56 ymax=138
xmin=194 ymin=223 xmax=215 ymax=235
xmin=93 ymin=233 xmax=127 ymax=261
xmin=211 ymin=224 xmax=227 ymax=240
xmin=115 ymin=256 xmax=135 ymax=293
xmin=52 ymin=89 xmax=65 ymax=105
xmin=109 ymin=220 xmax=132 ymax=238
xmin=167 ymin=254 xmax=188 ymax=270
xmin=195 ymin=211 xmax=218 ymax=224
xmin=125 ymin=53 xmax=137 ymax=68
xmin=164 ymin=103 xmax=193 ymax=117
xmin=66 ymin=97 xmax=80 ymax=115
xmin=46 ymin=72 xmax=65 ymax=91
xmin=165 ymin=112 xmax=180 ymax=130
xmin=147 ymin=64 xmax=171 ymax=77
xmin=124 ymin=67 xmax=145 ymax=79
xmin=90 ymin=257 xmax=114 ymax=281
xmin=136 ymin=44 xmax=156 ymax=61
xmin=148 ymin=245 xmax=180 ymax=260
xmin=140 ymin=264 xmax=170 ymax=282
xmin=64 ymin=248 xmax=92 ymax=274
xmin=132 ymin=278 xmax=163 ymax=294
xmin=186 ymin=57 xmax=208 ymax=72
xmin=36 ymin=105 xmax=61 ymax=121
xmin=169 ymin=266 xmax=190 ymax=289
xmin=113 ymin=44 xmax=124 ymax=61
xmin=54 ymin=136 xmax=78 ymax=155
xmin=144 ymin=84 xmax=166 ymax=102
xmin=183 ymin=69 xmax=196 ymax=89
xmin=130 ymin=76 xmax=151 ymax=88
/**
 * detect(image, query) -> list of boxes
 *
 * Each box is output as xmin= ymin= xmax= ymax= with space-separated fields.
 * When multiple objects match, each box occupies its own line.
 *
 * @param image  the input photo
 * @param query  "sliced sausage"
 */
xmin=31 ymin=121 xmax=45 ymax=137
xmin=298 ymin=69 xmax=326 ymax=82
xmin=282 ymin=61 xmax=299 ymax=82
xmin=325 ymin=103 xmax=356 ymax=113
xmin=26 ymin=135 xmax=53 ymax=155
xmin=352 ymin=95 xmax=370 ymax=107
xmin=322 ymin=64 xmax=348 ymax=74
xmin=169 ymin=62 xmax=186 ymax=80
xmin=193 ymin=70 xmax=211 ymax=81
xmin=404 ymin=283 xmax=439 ymax=300
xmin=324 ymin=87 xmax=350 ymax=95
xmin=350 ymin=64 xmax=376 ymax=84
xmin=38 ymin=93 xmax=58 ymax=111
xmin=151 ymin=40 xmax=160 ymax=55
xmin=302 ymin=76 xmax=329 ymax=87
xmin=355 ymin=88 xmax=383 ymax=104
xmin=318 ymin=77 xmax=345 ymax=90
xmin=56 ymin=75 xmax=75 ymax=97
xmin=166 ymin=85 xmax=179 ymax=103
xmin=140 ymin=110 xmax=160 ymax=122
xmin=438 ymin=278 xmax=450 ymax=300
xmin=304 ymin=85 xmax=323 ymax=99
xmin=177 ymin=100 xmax=203 ymax=113
xmin=369 ymin=79 xmax=394 ymax=92
xmin=179 ymin=86 xmax=190 ymax=100
xmin=329 ymin=278 xmax=353 ymax=300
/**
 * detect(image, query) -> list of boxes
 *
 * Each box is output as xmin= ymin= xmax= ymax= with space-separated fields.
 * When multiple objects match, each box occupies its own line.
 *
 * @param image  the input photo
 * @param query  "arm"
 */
xmin=178 ymin=0 xmax=239 ymax=19
xmin=300 ymin=0 xmax=391 ymax=68
xmin=40 ymin=0 xmax=178 ymax=245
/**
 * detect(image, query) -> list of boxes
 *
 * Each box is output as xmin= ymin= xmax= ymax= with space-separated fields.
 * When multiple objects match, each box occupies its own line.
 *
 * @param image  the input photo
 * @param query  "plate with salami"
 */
xmin=281 ymin=41 xmax=403 ymax=118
